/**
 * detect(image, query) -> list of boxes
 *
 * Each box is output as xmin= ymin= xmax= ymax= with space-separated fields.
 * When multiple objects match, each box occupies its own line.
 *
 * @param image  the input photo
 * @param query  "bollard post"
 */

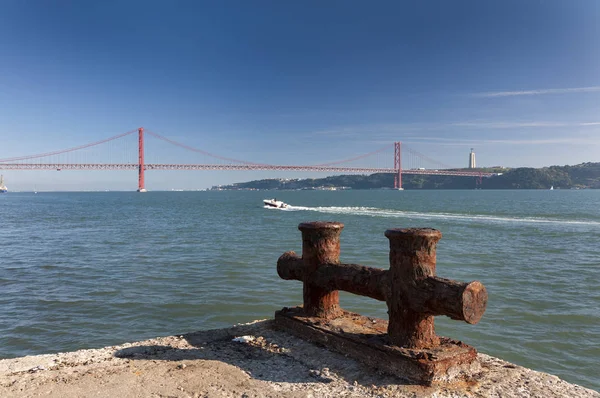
xmin=385 ymin=228 xmax=442 ymax=348
xmin=298 ymin=221 xmax=344 ymax=319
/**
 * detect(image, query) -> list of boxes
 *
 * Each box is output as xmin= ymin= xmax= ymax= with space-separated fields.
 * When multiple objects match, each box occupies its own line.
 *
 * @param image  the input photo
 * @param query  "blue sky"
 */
xmin=1 ymin=0 xmax=599 ymax=190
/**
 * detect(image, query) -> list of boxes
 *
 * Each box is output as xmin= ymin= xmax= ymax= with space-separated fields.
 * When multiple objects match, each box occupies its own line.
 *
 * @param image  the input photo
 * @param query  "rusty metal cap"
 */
xmin=298 ymin=221 xmax=344 ymax=231
xmin=384 ymin=228 xmax=442 ymax=240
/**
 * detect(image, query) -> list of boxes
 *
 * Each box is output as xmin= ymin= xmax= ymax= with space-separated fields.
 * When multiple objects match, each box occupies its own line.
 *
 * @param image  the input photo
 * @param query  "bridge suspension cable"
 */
xmin=0 ymin=129 xmax=138 ymax=163
xmin=403 ymin=145 xmax=454 ymax=170
xmin=145 ymin=130 xmax=268 ymax=166
xmin=309 ymin=143 xmax=395 ymax=167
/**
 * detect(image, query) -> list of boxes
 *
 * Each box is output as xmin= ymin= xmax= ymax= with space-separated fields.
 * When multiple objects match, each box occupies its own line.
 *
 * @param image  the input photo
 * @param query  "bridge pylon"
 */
xmin=137 ymin=127 xmax=147 ymax=192
xmin=394 ymin=142 xmax=403 ymax=190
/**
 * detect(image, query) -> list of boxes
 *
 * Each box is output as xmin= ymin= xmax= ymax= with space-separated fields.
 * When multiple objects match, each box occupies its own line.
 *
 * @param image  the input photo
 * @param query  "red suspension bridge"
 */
xmin=0 ymin=128 xmax=497 ymax=191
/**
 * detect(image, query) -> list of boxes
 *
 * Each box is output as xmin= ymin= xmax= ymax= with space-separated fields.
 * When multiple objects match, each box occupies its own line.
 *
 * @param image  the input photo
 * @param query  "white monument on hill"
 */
xmin=469 ymin=148 xmax=476 ymax=168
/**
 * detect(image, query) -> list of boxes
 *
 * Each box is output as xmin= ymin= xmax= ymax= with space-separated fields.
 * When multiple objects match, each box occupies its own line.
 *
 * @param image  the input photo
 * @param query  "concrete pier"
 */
xmin=0 ymin=320 xmax=597 ymax=398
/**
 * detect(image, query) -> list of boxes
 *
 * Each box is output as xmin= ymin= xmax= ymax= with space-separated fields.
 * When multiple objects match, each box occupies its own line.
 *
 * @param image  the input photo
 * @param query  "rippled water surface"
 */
xmin=1 ymin=190 xmax=598 ymax=390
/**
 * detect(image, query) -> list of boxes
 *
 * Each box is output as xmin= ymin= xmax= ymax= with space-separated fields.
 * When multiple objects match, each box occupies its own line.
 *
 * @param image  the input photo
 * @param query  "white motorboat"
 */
xmin=263 ymin=198 xmax=289 ymax=209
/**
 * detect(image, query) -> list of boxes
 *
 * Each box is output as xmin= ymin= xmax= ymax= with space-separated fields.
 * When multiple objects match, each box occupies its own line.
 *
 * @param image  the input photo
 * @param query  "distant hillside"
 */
xmin=211 ymin=162 xmax=600 ymax=190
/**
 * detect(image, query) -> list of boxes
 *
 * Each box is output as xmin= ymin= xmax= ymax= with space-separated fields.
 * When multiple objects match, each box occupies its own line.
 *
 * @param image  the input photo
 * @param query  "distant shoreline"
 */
xmin=210 ymin=163 xmax=600 ymax=191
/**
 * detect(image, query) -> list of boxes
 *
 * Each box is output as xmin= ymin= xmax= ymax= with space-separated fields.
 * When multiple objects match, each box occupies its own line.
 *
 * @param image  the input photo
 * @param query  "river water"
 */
xmin=1 ymin=190 xmax=598 ymax=390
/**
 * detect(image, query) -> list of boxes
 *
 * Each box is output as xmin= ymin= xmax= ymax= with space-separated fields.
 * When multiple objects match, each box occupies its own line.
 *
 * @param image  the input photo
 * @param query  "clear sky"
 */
xmin=1 ymin=0 xmax=599 ymax=190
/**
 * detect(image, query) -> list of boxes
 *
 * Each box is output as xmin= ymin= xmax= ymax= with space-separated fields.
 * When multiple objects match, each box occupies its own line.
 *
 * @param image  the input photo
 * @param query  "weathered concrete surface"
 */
xmin=274 ymin=308 xmax=480 ymax=385
xmin=0 ymin=320 xmax=597 ymax=398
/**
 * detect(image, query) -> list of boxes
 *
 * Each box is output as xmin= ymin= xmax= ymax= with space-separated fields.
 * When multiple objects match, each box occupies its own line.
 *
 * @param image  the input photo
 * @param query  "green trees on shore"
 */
xmin=212 ymin=162 xmax=600 ymax=190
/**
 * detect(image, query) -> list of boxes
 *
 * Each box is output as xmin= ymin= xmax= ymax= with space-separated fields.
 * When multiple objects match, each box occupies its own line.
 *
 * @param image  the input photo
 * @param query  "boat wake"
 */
xmin=282 ymin=205 xmax=600 ymax=226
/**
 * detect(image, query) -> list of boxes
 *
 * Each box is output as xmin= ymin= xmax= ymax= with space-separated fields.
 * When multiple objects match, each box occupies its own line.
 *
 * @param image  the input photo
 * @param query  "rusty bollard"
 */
xmin=298 ymin=221 xmax=344 ymax=319
xmin=275 ymin=222 xmax=488 ymax=384
xmin=386 ymin=228 xmax=442 ymax=348
xmin=386 ymin=228 xmax=487 ymax=349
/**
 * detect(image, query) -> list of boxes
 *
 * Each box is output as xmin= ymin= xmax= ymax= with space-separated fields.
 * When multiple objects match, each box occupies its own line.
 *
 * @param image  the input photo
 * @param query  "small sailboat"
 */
xmin=550 ymin=185 xmax=554 ymax=190
xmin=0 ymin=175 xmax=7 ymax=193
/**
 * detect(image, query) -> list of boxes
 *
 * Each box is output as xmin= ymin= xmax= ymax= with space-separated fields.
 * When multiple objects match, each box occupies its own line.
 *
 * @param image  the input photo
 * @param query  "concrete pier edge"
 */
xmin=0 ymin=320 xmax=597 ymax=398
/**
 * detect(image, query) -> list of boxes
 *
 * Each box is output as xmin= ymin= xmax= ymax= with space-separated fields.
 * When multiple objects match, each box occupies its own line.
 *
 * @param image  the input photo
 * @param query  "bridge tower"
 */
xmin=137 ymin=127 xmax=147 ymax=192
xmin=394 ymin=142 xmax=403 ymax=190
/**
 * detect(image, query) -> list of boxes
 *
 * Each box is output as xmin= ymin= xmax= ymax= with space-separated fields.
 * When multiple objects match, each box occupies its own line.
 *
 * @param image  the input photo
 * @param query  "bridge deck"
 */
xmin=0 ymin=163 xmax=497 ymax=177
